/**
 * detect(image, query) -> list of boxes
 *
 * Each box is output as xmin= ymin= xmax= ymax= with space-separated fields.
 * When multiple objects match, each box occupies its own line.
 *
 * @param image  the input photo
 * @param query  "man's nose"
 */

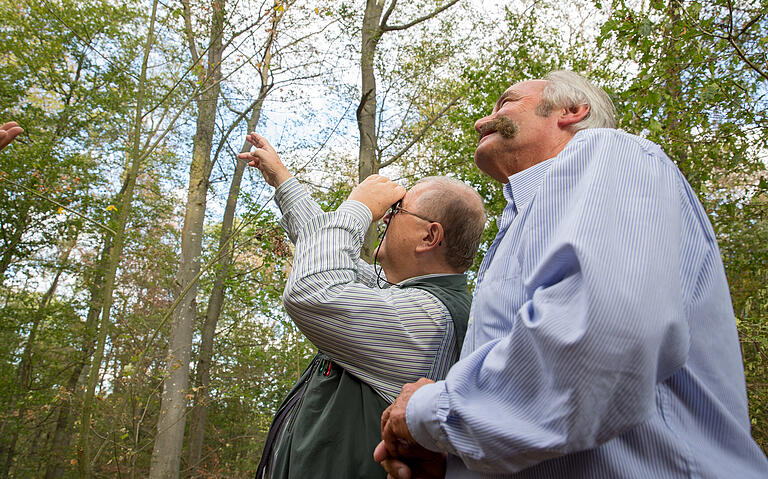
xmin=474 ymin=113 xmax=492 ymax=134
xmin=382 ymin=211 xmax=392 ymax=223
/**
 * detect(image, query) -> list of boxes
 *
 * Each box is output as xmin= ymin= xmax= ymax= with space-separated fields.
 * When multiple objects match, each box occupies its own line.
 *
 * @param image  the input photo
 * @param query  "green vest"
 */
xmin=255 ymin=274 xmax=472 ymax=479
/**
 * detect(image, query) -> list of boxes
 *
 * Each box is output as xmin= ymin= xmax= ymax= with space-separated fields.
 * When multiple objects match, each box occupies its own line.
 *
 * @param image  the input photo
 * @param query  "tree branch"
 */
xmin=380 ymin=0 xmax=398 ymax=29
xmin=677 ymin=1 xmax=768 ymax=81
xmin=736 ymin=6 xmax=768 ymax=39
xmin=728 ymin=36 xmax=768 ymax=81
xmin=381 ymin=0 xmax=460 ymax=32
xmin=180 ymin=0 xmax=199 ymax=65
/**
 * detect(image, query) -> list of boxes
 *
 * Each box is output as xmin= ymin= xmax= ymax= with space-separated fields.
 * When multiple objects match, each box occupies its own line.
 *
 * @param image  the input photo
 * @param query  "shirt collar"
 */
xmin=398 ymin=273 xmax=466 ymax=287
xmin=504 ymin=153 xmax=557 ymax=213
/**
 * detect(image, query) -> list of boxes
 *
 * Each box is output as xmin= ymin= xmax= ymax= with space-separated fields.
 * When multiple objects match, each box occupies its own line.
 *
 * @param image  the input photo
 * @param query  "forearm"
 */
xmin=274 ymin=177 xmax=325 ymax=244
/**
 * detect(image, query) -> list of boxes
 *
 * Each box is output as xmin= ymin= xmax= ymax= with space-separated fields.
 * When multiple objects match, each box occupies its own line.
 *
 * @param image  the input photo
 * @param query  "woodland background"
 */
xmin=0 ymin=0 xmax=766 ymax=477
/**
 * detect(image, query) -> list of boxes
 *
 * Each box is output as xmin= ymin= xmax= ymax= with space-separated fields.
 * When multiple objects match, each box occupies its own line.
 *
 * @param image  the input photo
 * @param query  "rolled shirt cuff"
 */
xmin=273 ymin=176 xmax=304 ymax=214
xmin=337 ymin=199 xmax=373 ymax=235
xmin=406 ymin=380 xmax=453 ymax=454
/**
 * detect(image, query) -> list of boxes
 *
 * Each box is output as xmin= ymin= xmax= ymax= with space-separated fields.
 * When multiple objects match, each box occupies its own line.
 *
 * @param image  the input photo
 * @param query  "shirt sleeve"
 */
xmin=275 ymin=177 xmax=386 ymax=286
xmin=274 ymin=177 xmax=325 ymax=244
xmin=406 ymin=132 xmax=692 ymax=473
xmin=281 ymin=195 xmax=455 ymax=401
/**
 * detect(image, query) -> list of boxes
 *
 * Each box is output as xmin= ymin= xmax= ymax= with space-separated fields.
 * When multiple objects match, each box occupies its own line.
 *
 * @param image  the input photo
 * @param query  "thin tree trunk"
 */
xmin=357 ymin=0 xmax=385 ymax=261
xmin=185 ymin=6 xmax=279 ymax=472
xmin=149 ymin=1 xmax=225 ymax=477
xmin=358 ymin=0 xmax=384 ymax=184
xmin=77 ymin=1 xmax=159 ymax=476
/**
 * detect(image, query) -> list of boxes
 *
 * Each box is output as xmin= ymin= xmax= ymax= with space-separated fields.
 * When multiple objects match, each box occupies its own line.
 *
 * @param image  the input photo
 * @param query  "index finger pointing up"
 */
xmin=248 ymin=133 xmax=276 ymax=154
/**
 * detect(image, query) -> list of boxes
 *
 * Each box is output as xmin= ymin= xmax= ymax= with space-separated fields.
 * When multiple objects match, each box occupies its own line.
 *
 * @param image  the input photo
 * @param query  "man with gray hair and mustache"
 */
xmin=375 ymin=70 xmax=768 ymax=478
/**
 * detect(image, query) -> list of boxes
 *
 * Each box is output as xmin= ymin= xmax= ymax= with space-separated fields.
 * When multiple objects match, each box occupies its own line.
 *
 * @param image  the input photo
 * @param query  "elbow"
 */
xmin=281 ymin=274 xmax=334 ymax=318
xmin=282 ymin=278 xmax=308 ymax=315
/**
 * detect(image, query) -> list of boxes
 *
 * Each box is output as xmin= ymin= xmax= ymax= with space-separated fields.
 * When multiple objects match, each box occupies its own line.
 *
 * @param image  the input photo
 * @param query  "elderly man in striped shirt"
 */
xmin=376 ymin=71 xmax=768 ymax=478
xmin=238 ymin=133 xmax=486 ymax=478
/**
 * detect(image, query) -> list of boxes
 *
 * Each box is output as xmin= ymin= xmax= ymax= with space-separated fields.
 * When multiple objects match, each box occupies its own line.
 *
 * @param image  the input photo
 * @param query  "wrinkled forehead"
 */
xmin=493 ymin=79 xmax=548 ymax=112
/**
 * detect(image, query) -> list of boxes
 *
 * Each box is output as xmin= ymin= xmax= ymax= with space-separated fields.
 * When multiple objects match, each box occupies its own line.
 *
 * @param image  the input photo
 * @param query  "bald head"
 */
xmin=411 ymin=176 xmax=486 ymax=271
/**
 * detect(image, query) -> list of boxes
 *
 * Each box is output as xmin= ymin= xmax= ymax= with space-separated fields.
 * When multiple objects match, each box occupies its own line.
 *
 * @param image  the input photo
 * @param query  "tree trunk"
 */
xmin=185 ymin=9 xmax=279 ymax=470
xmin=357 ymin=0 xmax=385 ymax=261
xmin=149 ymin=1 xmax=225 ymax=477
xmin=77 ymin=1 xmax=159 ymax=476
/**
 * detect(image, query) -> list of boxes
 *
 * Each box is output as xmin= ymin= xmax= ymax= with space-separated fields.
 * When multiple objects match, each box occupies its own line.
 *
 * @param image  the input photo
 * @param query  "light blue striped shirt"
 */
xmin=406 ymin=129 xmax=768 ymax=478
xmin=274 ymin=178 xmax=459 ymax=401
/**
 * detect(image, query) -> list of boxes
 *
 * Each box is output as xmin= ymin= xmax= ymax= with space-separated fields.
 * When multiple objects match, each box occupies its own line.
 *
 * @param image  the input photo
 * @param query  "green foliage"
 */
xmin=0 ymin=289 xmax=86 ymax=477
xmin=713 ymin=188 xmax=768 ymax=449
xmin=0 ymin=0 xmax=143 ymax=278
xmin=408 ymin=2 xmax=598 ymax=266
xmin=600 ymin=0 xmax=768 ymax=190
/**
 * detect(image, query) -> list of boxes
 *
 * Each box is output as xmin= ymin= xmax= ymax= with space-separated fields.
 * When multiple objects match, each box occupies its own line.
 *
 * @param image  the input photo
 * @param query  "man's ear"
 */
xmin=415 ymin=223 xmax=443 ymax=253
xmin=557 ymin=104 xmax=590 ymax=129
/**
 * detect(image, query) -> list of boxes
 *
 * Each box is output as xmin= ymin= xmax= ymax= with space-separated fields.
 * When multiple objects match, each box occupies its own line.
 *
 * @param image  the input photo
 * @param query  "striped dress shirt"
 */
xmin=406 ymin=129 xmax=768 ymax=478
xmin=274 ymin=178 xmax=459 ymax=401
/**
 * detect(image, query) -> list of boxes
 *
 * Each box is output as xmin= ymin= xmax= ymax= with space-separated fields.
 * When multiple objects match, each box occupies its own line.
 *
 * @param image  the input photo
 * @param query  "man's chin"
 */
xmin=374 ymin=245 xmax=386 ymax=264
xmin=473 ymin=152 xmax=494 ymax=178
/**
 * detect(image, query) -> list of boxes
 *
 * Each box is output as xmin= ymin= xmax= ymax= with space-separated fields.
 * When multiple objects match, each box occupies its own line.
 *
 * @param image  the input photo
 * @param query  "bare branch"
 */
xmin=380 ymin=0 xmax=398 ymax=29
xmin=142 ymin=10 xmax=270 ymax=119
xmin=209 ymin=0 xmax=285 ymax=171
xmin=381 ymin=0 xmax=460 ymax=32
xmin=377 ymin=86 xmax=418 ymax=156
xmin=180 ymin=0 xmax=199 ymax=65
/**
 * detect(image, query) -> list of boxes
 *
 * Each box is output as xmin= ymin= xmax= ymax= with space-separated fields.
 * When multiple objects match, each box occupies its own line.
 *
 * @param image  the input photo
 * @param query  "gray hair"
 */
xmin=412 ymin=176 xmax=486 ymax=271
xmin=535 ymin=70 xmax=617 ymax=131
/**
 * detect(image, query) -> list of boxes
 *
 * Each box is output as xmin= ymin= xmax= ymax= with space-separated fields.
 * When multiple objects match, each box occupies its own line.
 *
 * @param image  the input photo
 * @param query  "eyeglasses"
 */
xmin=390 ymin=204 xmax=436 ymax=223
xmin=376 ymin=201 xmax=436 ymax=235
xmin=373 ymin=200 xmax=439 ymax=288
